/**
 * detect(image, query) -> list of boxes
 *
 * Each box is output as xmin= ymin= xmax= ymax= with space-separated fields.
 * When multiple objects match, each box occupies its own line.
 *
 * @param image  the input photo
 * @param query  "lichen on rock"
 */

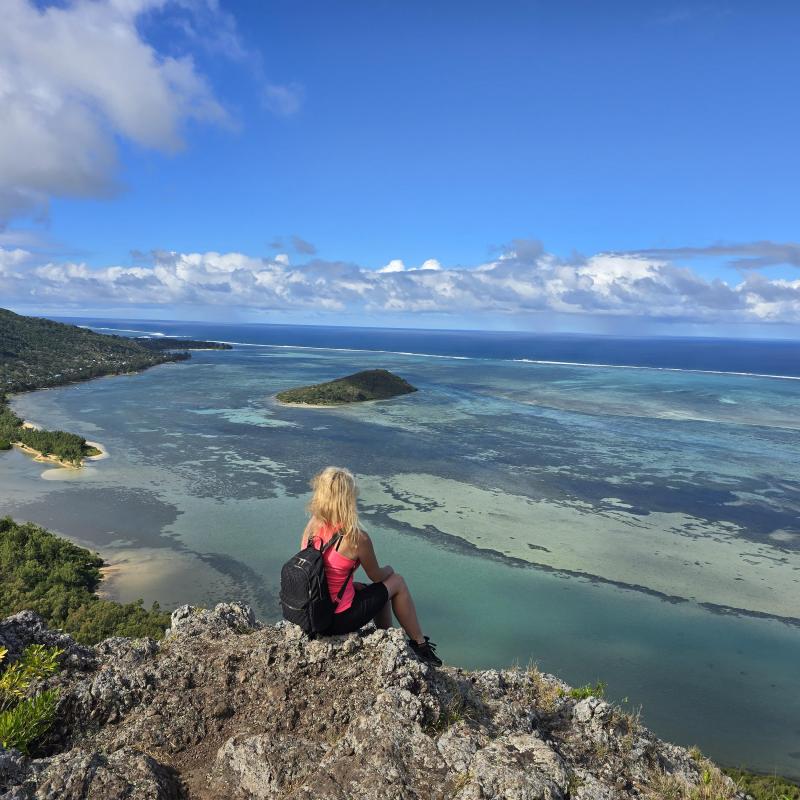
xmin=0 ymin=603 xmax=745 ymax=800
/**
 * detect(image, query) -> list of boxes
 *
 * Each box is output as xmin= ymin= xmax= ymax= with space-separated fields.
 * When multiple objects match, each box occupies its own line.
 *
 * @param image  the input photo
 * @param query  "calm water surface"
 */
xmin=1 ymin=320 xmax=799 ymax=778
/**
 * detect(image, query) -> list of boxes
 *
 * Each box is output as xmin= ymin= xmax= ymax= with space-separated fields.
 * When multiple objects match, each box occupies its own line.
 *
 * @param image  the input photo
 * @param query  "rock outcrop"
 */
xmin=0 ymin=604 xmax=744 ymax=800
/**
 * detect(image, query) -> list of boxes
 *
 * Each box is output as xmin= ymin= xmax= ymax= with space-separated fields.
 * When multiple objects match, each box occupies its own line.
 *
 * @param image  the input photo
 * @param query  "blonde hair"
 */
xmin=308 ymin=466 xmax=361 ymax=551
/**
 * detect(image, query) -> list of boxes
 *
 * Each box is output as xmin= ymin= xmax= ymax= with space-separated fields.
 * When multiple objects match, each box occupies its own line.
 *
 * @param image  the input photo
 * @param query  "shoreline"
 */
xmin=2 ymin=352 xmax=186 ymax=469
xmin=273 ymin=394 xmax=405 ymax=409
xmin=11 ymin=436 xmax=107 ymax=469
xmin=11 ymin=408 xmax=110 ymax=471
xmin=97 ymin=562 xmax=124 ymax=600
xmin=12 ymin=442 xmax=82 ymax=470
xmin=275 ymin=399 xmax=346 ymax=409
xmin=84 ymin=440 xmax=109 ymax=461
xmin=2 ymin=336 xmax=226 ymax=470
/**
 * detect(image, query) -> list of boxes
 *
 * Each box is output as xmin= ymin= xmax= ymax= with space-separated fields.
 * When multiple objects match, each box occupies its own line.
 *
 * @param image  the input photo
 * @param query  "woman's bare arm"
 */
xmin=300 ymin=516 xmax=319 ymax=548
xmin=357 ymin=530 xmax=394 ymax=583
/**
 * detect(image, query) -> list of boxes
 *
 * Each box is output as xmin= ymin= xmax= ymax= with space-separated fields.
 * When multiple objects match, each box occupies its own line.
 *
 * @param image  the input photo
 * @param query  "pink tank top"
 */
xmin=314 ymin=522 xmax=358 ymax=614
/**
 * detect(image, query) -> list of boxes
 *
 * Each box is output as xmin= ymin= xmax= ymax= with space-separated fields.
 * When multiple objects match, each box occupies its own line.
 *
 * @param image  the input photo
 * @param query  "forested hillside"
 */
xmin=0 ymin=308 xmax=187 ymax=393
xmin=135 ymin=336 xmax=232 ymax=351
xmin=0 ymin=517 xmax=169 ymax=644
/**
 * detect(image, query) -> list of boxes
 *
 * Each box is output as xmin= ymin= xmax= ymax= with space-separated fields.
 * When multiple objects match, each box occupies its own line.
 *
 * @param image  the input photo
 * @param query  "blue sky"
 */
xmin=1 ymin=0 xmax=799 ymax=333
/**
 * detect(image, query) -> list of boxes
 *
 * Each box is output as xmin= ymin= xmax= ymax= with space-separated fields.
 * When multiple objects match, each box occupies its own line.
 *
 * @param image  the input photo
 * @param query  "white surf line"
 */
xmin=211 ymin=340 xmax=277 ymax=347
xmin=85 ymin=325 xmax=168 ymax=336
xmin=512 ymin=359 xmax=800 ymax=382
xmin=260 ymin=344 xmax=800 ymax=378
xmin=258 ymin=344 xmax=472 ymax=359
xmin=82 ymin=326 xmax=800 ymax=380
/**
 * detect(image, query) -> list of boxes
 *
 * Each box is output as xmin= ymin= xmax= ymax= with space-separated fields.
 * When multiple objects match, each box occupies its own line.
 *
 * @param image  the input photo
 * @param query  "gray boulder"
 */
xmin=0 ymin=604 xmax=746 ymax=800
xmin=0 ymin=611 xmax=96 ymax=673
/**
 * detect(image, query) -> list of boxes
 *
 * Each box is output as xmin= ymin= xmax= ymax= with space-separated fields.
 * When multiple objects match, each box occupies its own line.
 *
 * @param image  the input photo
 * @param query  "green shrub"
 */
xmin=0 ymin=644 xmax=62 ymax=753
xmin=561 ymin=681 xmax=607 ymax=700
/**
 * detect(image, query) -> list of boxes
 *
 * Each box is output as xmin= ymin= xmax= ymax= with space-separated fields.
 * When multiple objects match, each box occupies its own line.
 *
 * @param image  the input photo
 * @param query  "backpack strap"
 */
xmin=314 ymin=530 xmax=356 ymax=607
xmin=310 ymin=531 xmax=342 ymax=553
xmin=333 ymin=561 xmax=357 ymax=606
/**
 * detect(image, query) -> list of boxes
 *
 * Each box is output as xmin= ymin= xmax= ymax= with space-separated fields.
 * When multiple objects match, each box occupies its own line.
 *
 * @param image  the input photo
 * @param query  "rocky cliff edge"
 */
xmin=0 ymin=603 xmax=744 ymax=800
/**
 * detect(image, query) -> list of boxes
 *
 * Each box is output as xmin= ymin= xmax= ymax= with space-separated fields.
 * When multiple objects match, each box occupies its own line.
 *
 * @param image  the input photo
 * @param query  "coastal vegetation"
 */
xmin=135 ymin=336 xmax=232 ymax=351
xmin=276 ymin=368 xmax=417 ymax=405
xmin=0 ymin=308 xmax=230 ymax=466
xmin=0 ymin=307 xmax=188 ymax=394
xmin=0 ymin=396 xmax=97 ymax=465
xmin=721 ymin=768 xmax=800 ymax=800
xmin=0 ymin=517 xmax=170 ymax=645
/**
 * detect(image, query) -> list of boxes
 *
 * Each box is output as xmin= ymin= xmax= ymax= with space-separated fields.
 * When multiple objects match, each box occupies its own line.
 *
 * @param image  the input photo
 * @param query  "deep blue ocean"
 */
xmin=66 ymin=317 xmax=800 ymax=377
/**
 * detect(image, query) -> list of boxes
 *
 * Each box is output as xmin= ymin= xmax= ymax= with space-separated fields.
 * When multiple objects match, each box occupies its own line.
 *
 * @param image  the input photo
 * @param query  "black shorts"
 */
xmin=326 ymin=582 xmax=389 ymax=636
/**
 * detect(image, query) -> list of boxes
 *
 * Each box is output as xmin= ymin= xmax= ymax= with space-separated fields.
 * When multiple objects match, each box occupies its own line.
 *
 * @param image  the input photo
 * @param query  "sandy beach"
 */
xmin=273 ymin=394 xmax=401 ymax=409
xmin=85 ymin=440 xmax=109 ymax=461
xmin=13 ymin=442 xmax=81 ymax=470
xmin=97 ymin=563 xmax=125 ymax=599
xmin=14 ymin=419 xmax=108 ymax=468
xmin=275 ymin=400 xmax=344 ymax=408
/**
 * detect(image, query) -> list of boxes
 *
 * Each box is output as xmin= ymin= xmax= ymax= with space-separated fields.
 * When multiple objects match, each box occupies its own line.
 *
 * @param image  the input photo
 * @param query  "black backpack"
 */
xmin=279 ymin=533 xmax=355 ymax=637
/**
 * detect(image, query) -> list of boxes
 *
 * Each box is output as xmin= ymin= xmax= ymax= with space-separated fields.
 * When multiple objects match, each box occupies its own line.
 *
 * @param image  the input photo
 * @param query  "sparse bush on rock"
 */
xmin=0 ymin=603 xmax=756 ymax=800
xmin=0 ymin=644 xmax=62 ymax=754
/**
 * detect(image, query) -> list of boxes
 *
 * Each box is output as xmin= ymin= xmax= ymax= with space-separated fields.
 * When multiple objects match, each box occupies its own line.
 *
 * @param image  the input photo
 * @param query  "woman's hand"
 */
xmin=358 ymin=530 xmax=394 ymax=583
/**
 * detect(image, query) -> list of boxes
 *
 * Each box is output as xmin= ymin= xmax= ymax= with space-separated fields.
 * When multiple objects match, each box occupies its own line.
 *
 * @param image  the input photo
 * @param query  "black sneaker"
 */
xmin=409 ymin=636 xmax=442 ymax=667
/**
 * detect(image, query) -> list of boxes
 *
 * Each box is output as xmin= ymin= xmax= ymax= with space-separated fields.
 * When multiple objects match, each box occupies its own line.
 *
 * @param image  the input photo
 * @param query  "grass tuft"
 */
xmin=561 ymin=681 xmax=607 ymax=701
xmin=646 ymin=753 xmax=741 ymax=800
xmin=523 ymin=661 xmax=562 ymax=715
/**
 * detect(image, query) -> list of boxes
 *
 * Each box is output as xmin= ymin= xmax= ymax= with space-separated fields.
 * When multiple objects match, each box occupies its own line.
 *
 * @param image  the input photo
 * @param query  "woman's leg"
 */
xmin=373 ymin=597 xmax=392 ymax=630
xmin=353 ymin=581 xmax=392 ymax=629
xmin=382 ymin=573 xmax=424 ymax=643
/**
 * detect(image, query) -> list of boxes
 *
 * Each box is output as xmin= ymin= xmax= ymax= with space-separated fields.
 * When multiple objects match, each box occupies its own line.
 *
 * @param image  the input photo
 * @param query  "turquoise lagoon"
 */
xmin=1 ymin=328 xmax=799 ymax=777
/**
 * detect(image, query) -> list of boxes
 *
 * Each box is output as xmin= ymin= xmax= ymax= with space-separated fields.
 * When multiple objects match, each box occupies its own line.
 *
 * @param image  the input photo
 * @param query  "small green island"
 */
xmin=0 ymin=401 xmax=101 ymax=466
xmin=276 ymin=368 xmax=417 ymax=405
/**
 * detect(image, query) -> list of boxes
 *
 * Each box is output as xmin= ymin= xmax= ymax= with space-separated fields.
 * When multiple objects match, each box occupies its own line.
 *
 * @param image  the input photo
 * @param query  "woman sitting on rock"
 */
xmin=300 ymin=466 xmax=441 ymax=666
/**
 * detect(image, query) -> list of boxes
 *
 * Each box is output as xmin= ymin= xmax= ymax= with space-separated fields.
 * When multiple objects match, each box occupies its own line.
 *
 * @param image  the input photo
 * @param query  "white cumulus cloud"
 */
xmin=0 ymin=0 xmax=228 ymax=222
xmin=3 ymin=240 xmax=800 ymax=326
